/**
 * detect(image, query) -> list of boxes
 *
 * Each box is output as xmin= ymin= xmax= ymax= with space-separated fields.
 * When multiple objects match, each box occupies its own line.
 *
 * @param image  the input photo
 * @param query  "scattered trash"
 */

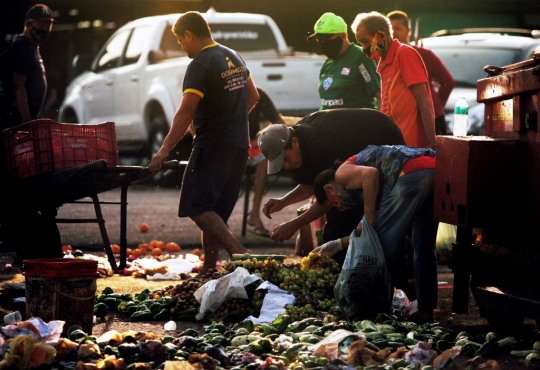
xmin=245 ymin=281 xmax=295 ymax=324
xmin=3 ymin=310 xmax=21 ymax=325
xmin=164 ymin=320 xmax=177 ymax=331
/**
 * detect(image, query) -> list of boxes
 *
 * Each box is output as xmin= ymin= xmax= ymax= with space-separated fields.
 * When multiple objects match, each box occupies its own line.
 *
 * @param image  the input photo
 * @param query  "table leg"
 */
xmin=451 ymin=226 xmax=472 ymax=313
xmin=118 ymin=182 xmax=128 ymax=270
xmin=91 ymin=194 xmax=117 ymax=270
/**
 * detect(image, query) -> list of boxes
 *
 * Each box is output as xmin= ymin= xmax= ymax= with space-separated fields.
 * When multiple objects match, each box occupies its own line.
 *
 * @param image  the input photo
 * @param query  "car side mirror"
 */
xmin=72 ymin=54 xmax=92 ymax=76
xmin=148 ymin=49 xmax=166 ymax=64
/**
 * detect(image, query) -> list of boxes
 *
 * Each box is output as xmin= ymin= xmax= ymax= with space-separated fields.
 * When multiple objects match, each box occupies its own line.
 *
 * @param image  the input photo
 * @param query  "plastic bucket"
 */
xmin=24 ymin=258 xmax=99 ymax=334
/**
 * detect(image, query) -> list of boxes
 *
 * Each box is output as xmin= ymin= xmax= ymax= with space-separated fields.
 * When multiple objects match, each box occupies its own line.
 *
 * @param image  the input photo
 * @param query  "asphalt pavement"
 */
xmin=55 ymin=178 xmax=304 ymax=255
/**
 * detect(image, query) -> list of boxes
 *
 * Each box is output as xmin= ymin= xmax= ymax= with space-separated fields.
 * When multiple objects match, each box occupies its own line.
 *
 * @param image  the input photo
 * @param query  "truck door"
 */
xmin=84 ymin=30 xmax=130 ymax=124
xmin=112 ymin=26 xmax=151 ymax=143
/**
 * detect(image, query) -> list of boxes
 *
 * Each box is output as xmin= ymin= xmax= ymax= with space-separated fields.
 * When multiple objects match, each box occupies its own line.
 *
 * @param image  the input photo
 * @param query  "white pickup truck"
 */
xmin=59 ymin=8 xmax=324 ymax=160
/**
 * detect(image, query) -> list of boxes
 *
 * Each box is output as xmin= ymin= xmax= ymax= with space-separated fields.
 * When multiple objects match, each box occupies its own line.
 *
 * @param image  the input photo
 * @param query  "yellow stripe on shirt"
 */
xmin=184 ymin=88 xmax=204 ymax=98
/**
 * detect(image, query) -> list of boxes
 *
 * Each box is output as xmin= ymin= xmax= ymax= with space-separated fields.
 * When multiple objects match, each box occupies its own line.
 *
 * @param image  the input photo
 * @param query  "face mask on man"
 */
xmin=363 ymin=33 xmax=384 ymax=60
xmin=30 ymin=27 xmax=50 ymax=43
xmin=320 ymin=36 xmax=343 ymax=59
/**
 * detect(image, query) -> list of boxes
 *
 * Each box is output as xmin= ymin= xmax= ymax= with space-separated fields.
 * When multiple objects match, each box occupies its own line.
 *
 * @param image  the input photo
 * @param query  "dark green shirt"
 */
xmin=318 ymin=44 xmax=380 ymax=110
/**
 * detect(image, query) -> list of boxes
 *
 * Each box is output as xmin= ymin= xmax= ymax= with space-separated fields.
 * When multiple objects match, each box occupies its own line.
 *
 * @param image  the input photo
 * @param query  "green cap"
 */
xmin=306 ymin=13 xmax=347 ymax=41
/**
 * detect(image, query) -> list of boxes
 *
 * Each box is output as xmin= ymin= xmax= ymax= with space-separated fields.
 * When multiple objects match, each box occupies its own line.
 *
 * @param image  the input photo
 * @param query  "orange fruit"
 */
xmin=191 ymin=248 xmax=201 ymax=256
xmin=61 ymin=245 xmax=73 ymax=253
xmin=152 ymin=248 xmax=162 ymax=256
xmin=138 ymin=243 xmax=148 ymax=254
xmin=155 ymin=240 xmax=165 ymax=250
xmin=111 ymin=244 xmax=121 ymax=254
xmin=200 ymin=255 xmax=205 ymax=261
xmin=165 ymin=242 xmax=181 ymax=252
xmin=139 ymin=223 xmax=149 ymax=232
xmin=148 ymin=240 xmax=158 ymax=249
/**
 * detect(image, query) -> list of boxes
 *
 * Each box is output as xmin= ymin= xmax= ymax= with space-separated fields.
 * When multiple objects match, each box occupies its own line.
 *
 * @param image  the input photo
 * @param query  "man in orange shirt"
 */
xmin=351 ymin=11 xmax=435 ymax=149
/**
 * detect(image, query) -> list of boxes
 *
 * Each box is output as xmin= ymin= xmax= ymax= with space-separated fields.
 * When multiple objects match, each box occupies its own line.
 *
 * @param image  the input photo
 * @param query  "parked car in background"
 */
xmin=420 ymin=28 xmax=540 ymax=135
xmin=59 ymin=8 xmax=324 ymax=164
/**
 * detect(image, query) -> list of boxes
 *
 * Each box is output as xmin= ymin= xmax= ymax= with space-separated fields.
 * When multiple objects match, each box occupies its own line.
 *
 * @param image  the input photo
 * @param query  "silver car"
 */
xmin=420 ymin=28 xmax=540 ymax=135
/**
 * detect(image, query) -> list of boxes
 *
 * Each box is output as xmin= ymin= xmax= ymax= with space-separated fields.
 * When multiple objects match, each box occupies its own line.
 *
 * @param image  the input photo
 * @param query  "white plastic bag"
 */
xmin=194 ymin=267 xmax=261 ymax=320
xmin=334 ymin=217 xmax=393 ymax=321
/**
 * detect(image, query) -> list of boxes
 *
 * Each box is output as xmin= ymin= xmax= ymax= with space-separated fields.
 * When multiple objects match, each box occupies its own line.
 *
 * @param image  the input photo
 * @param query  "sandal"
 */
xmin=248 ymin=225 xmax=271 ymax=238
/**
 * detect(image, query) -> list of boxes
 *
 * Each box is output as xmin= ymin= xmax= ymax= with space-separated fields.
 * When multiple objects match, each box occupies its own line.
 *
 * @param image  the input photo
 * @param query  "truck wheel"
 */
xmin=146 ymin=113 xmax=189 ymax=186
xmin=61 ymin=109 xmax=79 ymax=123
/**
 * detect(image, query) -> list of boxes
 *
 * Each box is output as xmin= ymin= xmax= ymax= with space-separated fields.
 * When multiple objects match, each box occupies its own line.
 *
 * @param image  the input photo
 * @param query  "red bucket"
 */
xmin=24 ymin=258 xmax=98 ymax=334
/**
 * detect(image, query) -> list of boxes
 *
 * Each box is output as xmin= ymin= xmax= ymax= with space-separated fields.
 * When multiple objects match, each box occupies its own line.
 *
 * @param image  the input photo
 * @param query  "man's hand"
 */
xmin=355 ymin=221 xmax=363 ymax=237
xmin=262 ymin=198 xmax=285 ymax=219
xmin=310 ymin=239 xmax=343 ymax=257
xmin=270 ymin=222 xmax=298 ymax=243
xmin=149 ymin=149 xmax=169 ymax=173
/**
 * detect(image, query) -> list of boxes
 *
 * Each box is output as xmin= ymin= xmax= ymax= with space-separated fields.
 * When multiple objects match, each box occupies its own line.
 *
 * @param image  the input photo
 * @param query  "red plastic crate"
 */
xmin=3 ymin=119 xmax=119 ymax=180
xmin=23 ymin=258 xmax=99 ymax=278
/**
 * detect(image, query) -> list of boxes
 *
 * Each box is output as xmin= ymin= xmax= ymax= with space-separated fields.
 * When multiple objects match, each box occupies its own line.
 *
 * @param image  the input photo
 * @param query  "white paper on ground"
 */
xmin=245 ymin=281 xmax=295 ymax=324
xmin=184 ymin=253 xmax=200 ymax=263
xmin=147 ymin=272 xmax=180 ymax=280
xmin=162 ymin=258 xmax=195 ymax=274
xmin=134 ymin=257 xmax=195 ymax=278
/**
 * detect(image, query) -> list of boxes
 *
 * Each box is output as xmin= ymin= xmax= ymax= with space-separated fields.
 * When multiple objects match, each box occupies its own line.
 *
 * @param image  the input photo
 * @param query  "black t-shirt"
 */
xmin=183 ymin=43 xmax=249 ymax=148
xmin=9 ymin=35 xmax=46 ymax=121
xmin=248 ymin=87 xmax=281 ymax=140
xmin=292 ymin=108 xmax=406 ymax=185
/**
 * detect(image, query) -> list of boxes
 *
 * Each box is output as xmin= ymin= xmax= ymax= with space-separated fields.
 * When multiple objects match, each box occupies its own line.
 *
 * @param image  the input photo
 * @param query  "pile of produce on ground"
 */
xmin=94 ymin=254 xmax=341 ymax=323
xmin=4 ymin=312 xmax=540 ymax=369
xmin=81 ymin=254 xmax=540 ymax=369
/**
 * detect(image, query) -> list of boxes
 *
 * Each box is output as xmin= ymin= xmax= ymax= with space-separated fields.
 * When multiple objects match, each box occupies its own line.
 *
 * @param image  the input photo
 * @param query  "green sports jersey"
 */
xmin=318 ymin=44 xmax=380 ymax=110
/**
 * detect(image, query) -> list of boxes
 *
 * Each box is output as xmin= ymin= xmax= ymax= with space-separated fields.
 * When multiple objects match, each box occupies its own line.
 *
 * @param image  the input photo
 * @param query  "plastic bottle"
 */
xmin=453 ymin=98 xmax=469 ymax=137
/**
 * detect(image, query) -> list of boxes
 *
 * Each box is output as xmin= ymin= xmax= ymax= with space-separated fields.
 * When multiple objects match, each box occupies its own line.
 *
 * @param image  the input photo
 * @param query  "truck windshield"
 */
xmin=430 ymin=47 xmax=518 ymax=85
xmin=210 ymin=23 xmax=278 ymax=52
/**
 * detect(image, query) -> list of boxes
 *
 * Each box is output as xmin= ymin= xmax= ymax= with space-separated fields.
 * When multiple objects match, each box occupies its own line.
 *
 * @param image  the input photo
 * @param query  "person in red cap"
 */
xmin=0 ymin=4 xmax=54 ymax=129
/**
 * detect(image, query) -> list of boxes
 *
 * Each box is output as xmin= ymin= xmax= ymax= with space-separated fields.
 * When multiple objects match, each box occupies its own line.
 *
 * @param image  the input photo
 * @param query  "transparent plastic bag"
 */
xmin=436 ymin=222 xmax=456 ymax=264
xmin=334 ymin=217 xmax=393 ymax=321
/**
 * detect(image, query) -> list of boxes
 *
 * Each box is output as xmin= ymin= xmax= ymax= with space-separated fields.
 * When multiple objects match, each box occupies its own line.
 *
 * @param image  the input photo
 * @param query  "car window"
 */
xmin=211 ymin=23 xmax=278 ymax=51
xmin=430 ymin=47 xmax=518 ymax=85
xmin=160 ymin=26 xmax=187 ymax=59
xmin=95 ymin=30 xmax=130 ymax=72
xmin=123 ymin=26 xmax=151 ymax=66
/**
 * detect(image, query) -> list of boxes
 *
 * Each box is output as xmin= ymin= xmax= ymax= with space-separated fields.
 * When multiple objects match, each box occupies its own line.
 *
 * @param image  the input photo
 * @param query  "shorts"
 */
xmin=178 ymin=146 xmax=248 ymax=222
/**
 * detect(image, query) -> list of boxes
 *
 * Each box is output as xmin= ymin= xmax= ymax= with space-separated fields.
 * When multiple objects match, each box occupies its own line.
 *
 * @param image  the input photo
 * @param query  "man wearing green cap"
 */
xmin=307 ymin=13 xmax=380 ymax=110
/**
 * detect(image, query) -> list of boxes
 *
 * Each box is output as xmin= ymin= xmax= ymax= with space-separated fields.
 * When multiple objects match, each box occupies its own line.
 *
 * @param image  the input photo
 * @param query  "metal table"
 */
xmin=2 ymin=159 xmax=180 ymax=271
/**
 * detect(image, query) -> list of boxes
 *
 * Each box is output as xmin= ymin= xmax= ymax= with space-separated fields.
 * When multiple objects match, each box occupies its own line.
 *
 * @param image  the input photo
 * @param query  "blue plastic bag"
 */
xmin=334 ymin=217 xmax=393 ymax=320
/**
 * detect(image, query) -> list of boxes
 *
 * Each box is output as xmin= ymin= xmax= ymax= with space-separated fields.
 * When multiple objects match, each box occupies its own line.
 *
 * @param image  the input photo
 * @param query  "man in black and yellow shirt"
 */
xmin=150 ymin=11 xmax=260 ymax=275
